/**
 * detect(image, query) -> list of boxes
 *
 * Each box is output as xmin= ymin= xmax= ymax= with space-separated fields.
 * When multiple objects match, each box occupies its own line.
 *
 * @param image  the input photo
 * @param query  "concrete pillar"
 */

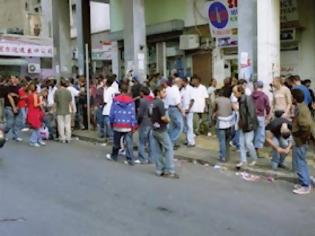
xmin=156 ymin=42 xmax=167 ymax=77
xmin=238 ymin=0 xmax=257 ymax=83
xmin=76 ymin=0 xmax=91 ymax=76
xmin=257 ymin=0 xmax=280 ymax=96
xmin=41 ymin=0 xmax=52 ymax=38
xmin=52 ymin=0 xmax=72 ymax=78
xmin=111 ymin=41 xmax=121 ymax=79
xmin=123 ymin=0 xmax=147 ymax=82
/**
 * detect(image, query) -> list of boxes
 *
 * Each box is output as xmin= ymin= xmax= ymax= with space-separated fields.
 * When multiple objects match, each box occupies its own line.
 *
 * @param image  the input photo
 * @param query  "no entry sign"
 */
xmin=208 ymin=0 xmax=238 ymax=47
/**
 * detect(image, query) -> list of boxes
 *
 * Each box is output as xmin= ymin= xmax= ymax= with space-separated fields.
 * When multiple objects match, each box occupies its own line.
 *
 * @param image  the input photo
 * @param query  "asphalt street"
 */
xmin=0 ymin=139 xmax=314 ymax=236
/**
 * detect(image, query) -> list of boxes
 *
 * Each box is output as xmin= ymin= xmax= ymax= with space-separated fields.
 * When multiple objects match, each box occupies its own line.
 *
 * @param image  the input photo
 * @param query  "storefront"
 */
xmin=0 ymin=34 xmax=54 ymax=78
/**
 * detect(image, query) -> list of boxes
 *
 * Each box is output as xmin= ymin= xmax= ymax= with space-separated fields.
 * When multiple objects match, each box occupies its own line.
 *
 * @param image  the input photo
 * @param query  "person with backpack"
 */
xmin=135 ymin=86 xmax=154 ymax=164
xmin=233 ymin=85 xmax=258 ymax=167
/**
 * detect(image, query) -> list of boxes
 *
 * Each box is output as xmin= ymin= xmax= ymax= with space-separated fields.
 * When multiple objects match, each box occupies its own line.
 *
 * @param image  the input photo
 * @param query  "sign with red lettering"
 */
xmin=208 ymin=0 xmax=238 ymax=48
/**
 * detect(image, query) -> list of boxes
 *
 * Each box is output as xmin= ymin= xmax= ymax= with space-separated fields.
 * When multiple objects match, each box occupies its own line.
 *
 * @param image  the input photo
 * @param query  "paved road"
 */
xmin=0 ymin=139 xmax=314 ymax=236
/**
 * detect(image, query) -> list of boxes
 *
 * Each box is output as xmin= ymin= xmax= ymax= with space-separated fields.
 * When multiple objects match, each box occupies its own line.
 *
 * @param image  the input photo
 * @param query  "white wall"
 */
xmin=185 ymin=0 xmax=209 ymax=27
xmin=90 ymin=2 xmax=110 ymax=33
xmin=281 ymin=0 xmax=315 ymax=80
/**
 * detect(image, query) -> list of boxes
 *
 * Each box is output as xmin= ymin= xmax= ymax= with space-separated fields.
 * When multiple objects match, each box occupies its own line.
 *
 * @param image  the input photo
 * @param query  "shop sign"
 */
xmin=208 ymin=0 xmax=238 ymax=48
xmin=0 ymin=34 xmax=53 ymax=58
xmin=92 ymin=45 xmax=112 ymax=61
xmin=280 ymin=0 xmax=298 ymax=23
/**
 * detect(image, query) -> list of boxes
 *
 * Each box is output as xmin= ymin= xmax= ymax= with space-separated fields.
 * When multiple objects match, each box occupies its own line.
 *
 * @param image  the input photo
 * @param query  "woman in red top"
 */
xmin=18 ymin=79 xmax=29 ymax=131
xmin=26 ymin=83 xmax=45 ymax=147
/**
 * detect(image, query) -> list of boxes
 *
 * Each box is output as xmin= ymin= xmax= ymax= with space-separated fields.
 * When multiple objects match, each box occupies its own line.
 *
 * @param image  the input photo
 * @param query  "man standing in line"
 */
xmin=181 ymin=77 xmax=195 ymax=147
xmin=252 ymin=81 xmax=271 ymax=157
xmin=54 ymin=79 xmax=73 ymax=144
xmin=165 ymin=77 xmax=184 ymax=149
xmin=107 ymin=84 xmax=137 ymax=166
xmin=291 ymin=89 xmax=315 ymax=194
xmin=272 ymin=77 xmax=292 ymax=119
xmin=233 ymin=85 xmax=258 ymax=167
xmin=103 ymin=77 xmax=117 ymax=142
xmin=3 ymin=76 xmax=23 ymax=142
xmin=191 ymin=75 xmax=209 ymax=135
xmin=150 ymin=85 xmax=179 ymax=178
xmin=135 ymin=86 xmax=154 ymax=164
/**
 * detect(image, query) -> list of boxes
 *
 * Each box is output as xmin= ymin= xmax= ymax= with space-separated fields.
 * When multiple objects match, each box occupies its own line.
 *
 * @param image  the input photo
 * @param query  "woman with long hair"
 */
xmin=26 ymin=83 xmax=45 ymax=147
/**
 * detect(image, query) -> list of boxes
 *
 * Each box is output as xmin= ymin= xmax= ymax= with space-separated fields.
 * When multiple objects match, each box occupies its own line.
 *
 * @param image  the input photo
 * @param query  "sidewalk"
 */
xmin=73 ymin=129 xmax=315 ymax=183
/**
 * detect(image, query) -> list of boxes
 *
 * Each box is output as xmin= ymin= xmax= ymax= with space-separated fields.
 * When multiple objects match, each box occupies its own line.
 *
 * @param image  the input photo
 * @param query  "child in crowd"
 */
xmin=150 ymin=85 xmax=179 ymax=178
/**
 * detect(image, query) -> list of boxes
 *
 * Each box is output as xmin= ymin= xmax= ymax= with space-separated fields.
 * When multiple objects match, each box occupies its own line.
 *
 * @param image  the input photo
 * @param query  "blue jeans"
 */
xmin=271 ymin=137 xmax=290 ymax=170
xmin=4 ymin=107 xmax=22 ymax=140
xmin=104 ymin=115 xmax=113 ymax=140
xmin=20 ymin=107 xmax=27 ymax=128
xmin=150 ymin=130 xmax=175 ymax=174
xmin=184 ymin=112 xmax=195 ymax=145
xmin=96 ymin=107 xmax=105 ymax=138
xmin=138 ymin=125 xmax=152 ymax=162
xmin=30 ymin=129 xmax=42 ymax=144
xmin=292 ymin=145 xmax=310 ymax=187
xmin=168 ymin=107 xmax=184 ymax=145
xmin=216 ymin=128 xmax=232 ymax=162
xmin=111 ymin=131 xmax=134 ymax=162
xmin=231 ymin=128 xmax=240 ymax=149
xmin=254 ymin=116 xmax=266 ymax=149
xmin=239 ymin=130 xmax=257 ymax=163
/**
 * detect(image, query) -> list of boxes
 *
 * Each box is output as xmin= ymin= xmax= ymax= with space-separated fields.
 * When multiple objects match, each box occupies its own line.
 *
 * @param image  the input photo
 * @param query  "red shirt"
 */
xmin=18 ymin=88 xmax=27 ymax=109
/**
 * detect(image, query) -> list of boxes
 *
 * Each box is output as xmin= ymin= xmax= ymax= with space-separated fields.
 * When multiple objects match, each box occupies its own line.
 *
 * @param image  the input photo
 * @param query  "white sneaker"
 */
xmin=15 ymin=137 xmax=23 ymax=142
xmin=236 ymin=161 xmax=247 ymax=168
xmin=21 ymin=128 xmax=30 ymax=132
xmin=249 ymin=161 xmax=256 ymax=166
xmin=29 ymin=143 xmax=40 ymax=148
xmin=293 ymin=186 xmax=312 ymax=195
xmin=207 ymin=132 xmax=212 ymax=137
xmin=38 ymin=141 xmax=46 ymax=146
xmin=106 ymin=154 xmax=112 ymax=160
xmin=134 ymin=160 xmax=141 ymax=165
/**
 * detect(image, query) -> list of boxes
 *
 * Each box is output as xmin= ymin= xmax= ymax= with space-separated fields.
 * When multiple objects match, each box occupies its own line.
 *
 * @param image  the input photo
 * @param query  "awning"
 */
xmin=0 ymin=58 xmax=28 ymax=66
xmin=0 ymin=34 xmax=53 ymax=58
xmin=107 ymin=19 xmax=185 ymax=41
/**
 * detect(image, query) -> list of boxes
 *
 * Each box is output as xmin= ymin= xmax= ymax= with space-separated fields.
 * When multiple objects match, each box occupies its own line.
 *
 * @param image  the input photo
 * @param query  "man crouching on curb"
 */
xmin=291 ymin=89 xmax=315 ymax=195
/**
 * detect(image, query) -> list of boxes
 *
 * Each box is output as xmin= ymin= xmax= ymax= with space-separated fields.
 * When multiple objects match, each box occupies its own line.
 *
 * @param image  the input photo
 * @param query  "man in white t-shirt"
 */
xmin=181 ymin=78 xmax=195 ymax=147
xmin=191 ymin=76 xmax=209 ymax=135
xmin=66 ymin=79 xmax=80 ymax=114
xmin=165 ymin=77 xmax=184 ymax=147
xmin=102 ymin=77 xmax=118 ymax=140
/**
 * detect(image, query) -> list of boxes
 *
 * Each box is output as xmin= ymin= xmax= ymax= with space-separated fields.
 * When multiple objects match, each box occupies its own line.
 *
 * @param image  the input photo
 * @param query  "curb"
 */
xmin=73 ymin=132 xmax=297 ymax=183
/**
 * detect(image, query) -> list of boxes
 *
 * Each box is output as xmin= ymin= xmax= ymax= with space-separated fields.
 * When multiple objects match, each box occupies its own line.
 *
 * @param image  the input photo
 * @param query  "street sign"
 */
xmin=209 ymin=2 xmax=229 ymax=29
xmin=207 ymin=0 xmax=238 ymax=48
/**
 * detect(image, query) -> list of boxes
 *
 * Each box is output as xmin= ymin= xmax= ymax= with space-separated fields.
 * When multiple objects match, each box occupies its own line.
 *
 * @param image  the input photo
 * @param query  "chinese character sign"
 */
xmin=208 ymin=0 xmax=238 ymax=48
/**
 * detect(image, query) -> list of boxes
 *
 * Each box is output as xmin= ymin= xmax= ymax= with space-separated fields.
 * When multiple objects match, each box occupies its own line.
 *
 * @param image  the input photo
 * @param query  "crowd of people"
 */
xmin=0 ymin=72 xmax=315 ymax=194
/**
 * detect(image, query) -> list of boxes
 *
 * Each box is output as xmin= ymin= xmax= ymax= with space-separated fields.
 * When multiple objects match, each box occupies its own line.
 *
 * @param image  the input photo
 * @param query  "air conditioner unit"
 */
xmin=28 ymin=63 xmax=41 ymax=74
xmin=179 ymin=34 xmax=200 ymax=50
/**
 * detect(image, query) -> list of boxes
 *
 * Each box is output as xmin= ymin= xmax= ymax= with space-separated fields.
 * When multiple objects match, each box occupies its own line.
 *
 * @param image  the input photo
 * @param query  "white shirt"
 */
xmin=112 ymin=81 xmax=119 ymax=93
xmin=67 ymin=86 xmax=80 ymax=113
xmin=102 ymin=86 xmax=117 ymax=115
xmin=165 ymin=85 xmax=181 ymax=108
xmin=245 ymin=87 xmax=252 ymax=96
xmin=191 ymin=84 xmax=209 ymax=113
xmin=181 ymin=84 xmax=194 ymax=111
xmin=47 ymin=86 xmax=57 ymax=107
